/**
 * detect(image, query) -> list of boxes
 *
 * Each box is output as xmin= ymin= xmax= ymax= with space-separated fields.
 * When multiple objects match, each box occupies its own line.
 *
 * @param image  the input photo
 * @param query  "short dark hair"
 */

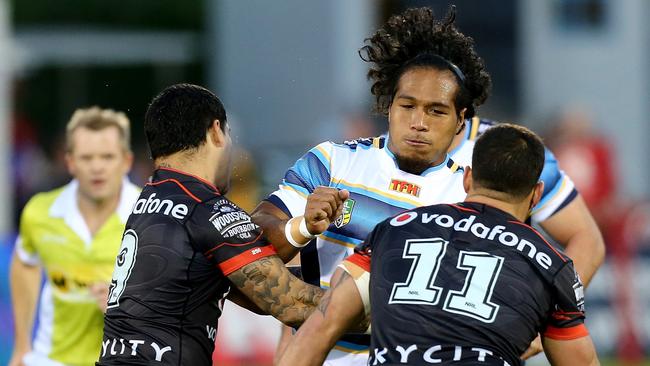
xmin=360 ymin=6 xmax=491 ymax=118
xmin=472 ymin=124 xmax=545 ymax=199
xmin=144 ymin=83 xmax=227 ymax=160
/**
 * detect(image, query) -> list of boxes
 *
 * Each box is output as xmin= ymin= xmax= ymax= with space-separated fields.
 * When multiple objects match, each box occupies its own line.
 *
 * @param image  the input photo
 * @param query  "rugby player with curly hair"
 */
xmin=254 ymin=7 xmax=603 ymax=365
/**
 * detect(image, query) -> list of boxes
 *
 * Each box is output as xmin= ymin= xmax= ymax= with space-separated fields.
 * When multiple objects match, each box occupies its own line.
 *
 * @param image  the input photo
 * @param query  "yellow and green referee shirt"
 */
xmin=15 ymin=178 xmax=140 ymax=366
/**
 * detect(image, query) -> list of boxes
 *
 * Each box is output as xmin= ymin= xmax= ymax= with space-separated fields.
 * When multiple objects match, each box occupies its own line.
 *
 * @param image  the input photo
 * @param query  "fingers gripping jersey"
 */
xmin=98 ymin=168 xmax=275 ymax=366
xmin=450 ymin=118 xmax=578 ymax=222
xmin=345 ymin=202 xmax=588 ymax=366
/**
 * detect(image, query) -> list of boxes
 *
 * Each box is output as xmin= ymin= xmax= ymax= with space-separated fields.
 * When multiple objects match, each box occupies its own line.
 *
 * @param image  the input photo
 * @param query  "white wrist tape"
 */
xmin=284 ymin=217 xmax=313 ymax=248
xmin=299 ymin=217 xmax=316 ymax=239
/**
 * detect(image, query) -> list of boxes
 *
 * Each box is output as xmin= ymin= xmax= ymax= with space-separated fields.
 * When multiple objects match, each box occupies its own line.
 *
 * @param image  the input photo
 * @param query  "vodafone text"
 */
xmin=132 ymin=193 xmax=188 ymax=219
xmin=390 ymin=212 xmax=553 ymax=270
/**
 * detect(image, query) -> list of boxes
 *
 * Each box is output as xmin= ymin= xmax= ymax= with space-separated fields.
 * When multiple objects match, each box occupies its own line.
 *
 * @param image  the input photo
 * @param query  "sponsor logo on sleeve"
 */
xmin=334 ymin=199 xmax=356 ymax=228
xmin=573 ymin=271 xmax=585 ymax=311
xmin=209 ymin=200 xmax=260 ymax=240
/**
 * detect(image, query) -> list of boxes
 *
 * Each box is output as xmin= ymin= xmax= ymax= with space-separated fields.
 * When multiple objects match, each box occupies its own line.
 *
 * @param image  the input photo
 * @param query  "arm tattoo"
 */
xmin=317 ymin=270 xmax=349 ymax=315
xmin=228 ymin=256 xmax=324 ymax=328
xmin=318 ymin=270 xmax=371 ymax=333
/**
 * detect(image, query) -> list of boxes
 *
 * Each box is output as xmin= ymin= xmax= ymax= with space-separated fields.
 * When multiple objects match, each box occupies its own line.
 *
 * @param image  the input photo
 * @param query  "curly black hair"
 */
xmin=360 ymin=6 xmax=491 ymax=118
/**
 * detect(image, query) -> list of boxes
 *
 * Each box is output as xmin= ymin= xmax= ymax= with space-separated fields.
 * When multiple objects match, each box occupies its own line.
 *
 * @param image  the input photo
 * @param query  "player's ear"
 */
xmin=64 ymin=150 xmax=76 ymax=176
xmin=530 ymin=181 xmax=544 ymax=209
xmin=208 ymin=119 xmax=226 ymax=147
xmin=456 ymin=108 xmax=467 ymax=135
xmin=462 ymin=166 xmax=472 ymax=193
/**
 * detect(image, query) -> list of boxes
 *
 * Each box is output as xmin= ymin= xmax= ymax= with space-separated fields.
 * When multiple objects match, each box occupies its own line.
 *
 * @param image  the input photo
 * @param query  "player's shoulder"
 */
xmin=379 ymin=203 xmax=458 ymax=230
xmin=331 ymin=135 xmax=386 ymax=151
xmin=468 ymin=116 xmax=499 ymax=141
xmin=502 ymin=219 xmax=572 ymax=272
xmin=191 ymin=195 xmax=262 ymax=244
xmin=306 ymin=136 xmax=386 ymax=169
xmin=192 ymin=196 xmax=252 ymax=230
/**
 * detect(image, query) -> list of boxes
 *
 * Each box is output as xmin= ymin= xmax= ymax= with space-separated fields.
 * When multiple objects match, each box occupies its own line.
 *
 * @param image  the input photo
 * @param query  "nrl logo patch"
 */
xmin=334 ymin=199 xmax=355 ymax=228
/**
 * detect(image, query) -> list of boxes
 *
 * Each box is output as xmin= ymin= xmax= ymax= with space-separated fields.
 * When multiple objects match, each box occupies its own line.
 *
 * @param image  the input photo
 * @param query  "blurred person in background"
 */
xmin=545 ymin=106 xmax=646 ymax=363
xmin=544 ymin=106 xmax=616 ymax=232
xmin=253 ymin=6 xmax=604 ymax=365
xmin=9 ymin=107 xmax=140 ymax=366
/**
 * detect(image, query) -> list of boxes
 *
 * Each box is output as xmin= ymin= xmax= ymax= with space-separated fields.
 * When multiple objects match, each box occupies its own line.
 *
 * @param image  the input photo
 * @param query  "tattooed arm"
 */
xmin=276 ymin=267 xmax=367 ymax=366
xmin=227 ymin=255 xmax=323 ymax=328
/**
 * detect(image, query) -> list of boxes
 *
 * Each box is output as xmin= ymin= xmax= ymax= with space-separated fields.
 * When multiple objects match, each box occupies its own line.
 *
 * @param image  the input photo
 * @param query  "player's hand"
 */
xmin=521 ymin=334 xmax=543 ymax=360
xmin=90 ymin=282 xmax=110 ymax=313
xmin=304 ymin=187 xmax=350 ymax=235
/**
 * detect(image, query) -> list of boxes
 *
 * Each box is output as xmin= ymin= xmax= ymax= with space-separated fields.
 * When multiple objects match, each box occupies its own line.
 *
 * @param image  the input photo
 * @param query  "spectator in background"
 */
xmin=544 ymin=107 xmax=616 ymax=230
xmin=9 ymin=107 xmax=140 ymax=366
xmin=545 ymin=106 xmax=647 ymax=363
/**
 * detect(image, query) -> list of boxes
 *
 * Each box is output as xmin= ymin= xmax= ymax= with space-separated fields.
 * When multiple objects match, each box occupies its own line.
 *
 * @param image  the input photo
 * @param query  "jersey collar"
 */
xmin=49 ymin=177 xmax=139 ymax=244
xmin=459 ymin=201 xmax=521 ymax=222
xmin=382 ymin=133 xmax=453 ymax=176
xmin=152 ymin=167 xmax=221 ymax=194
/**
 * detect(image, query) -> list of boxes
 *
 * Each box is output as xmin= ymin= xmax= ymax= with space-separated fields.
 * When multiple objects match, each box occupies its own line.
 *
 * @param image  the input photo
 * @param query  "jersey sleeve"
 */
xmin=15 ymin=198 xmax=41 ymax=266
xmin=543 ymin=262 xmax=589 ymax=340
xmin=344 ymin=240 xmax=372 ymax=272
xmin=266 ymin=141 xmax=333 ymax=218
xmin=187 ymin=197 xmax=277 ymax=276
xmin=340 ymin=225 xmax=383 ymax=315
xmin=530 ymin=148 xmax=578 ymax=223
xmin=342 ymin=222 xmax=385 ymax=273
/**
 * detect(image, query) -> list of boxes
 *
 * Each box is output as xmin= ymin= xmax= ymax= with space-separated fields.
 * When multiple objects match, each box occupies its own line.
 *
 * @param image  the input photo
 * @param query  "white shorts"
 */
xmin=23 ymin=352 xmax=67 ymax=366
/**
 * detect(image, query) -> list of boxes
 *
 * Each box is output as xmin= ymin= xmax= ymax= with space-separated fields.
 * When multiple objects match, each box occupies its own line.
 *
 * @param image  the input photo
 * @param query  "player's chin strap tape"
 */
xmin=338 ymin=263 xmax=372 ymax=334
xmin=284 ymin=216 xmax=316 ymax=248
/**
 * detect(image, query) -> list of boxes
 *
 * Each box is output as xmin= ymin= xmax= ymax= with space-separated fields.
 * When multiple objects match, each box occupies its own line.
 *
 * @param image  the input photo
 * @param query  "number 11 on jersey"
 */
xmin=389 ymin=238 xmax=504 ymax=323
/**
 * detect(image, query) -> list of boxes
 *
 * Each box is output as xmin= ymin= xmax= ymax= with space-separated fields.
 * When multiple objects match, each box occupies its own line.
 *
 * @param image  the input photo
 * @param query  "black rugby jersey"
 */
xmin=97 ymin=168 xmax=276 ymax=365
xmin=345 ymin=202 xmax=587 ymax=366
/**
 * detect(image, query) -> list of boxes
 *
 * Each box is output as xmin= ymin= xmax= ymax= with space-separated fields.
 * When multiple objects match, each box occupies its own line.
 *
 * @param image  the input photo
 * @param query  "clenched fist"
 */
xmin=304 ymin=187 xmax=350 ymax=235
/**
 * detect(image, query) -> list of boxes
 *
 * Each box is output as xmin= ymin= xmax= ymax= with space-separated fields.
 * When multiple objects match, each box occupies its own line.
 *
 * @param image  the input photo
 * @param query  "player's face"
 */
xmin=388 ymin=67 xmax=464 ymax=174
xmin=66 ymin=126 xmax=133 ymax=204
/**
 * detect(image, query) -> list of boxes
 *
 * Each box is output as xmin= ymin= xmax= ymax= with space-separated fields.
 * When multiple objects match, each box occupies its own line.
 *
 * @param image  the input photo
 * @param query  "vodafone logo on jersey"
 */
xmin=132 ymin=193 xmax=189 ymax=220
xmin=390 ymin=212 xmax=418 ymax=226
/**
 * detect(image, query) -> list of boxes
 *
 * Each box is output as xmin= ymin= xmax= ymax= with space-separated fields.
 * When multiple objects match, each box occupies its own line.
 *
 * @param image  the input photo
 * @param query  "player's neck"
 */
xmin=464 ymin=190 xmax=530 ymax=222
xmin=155 ymin=153 xmax=215 ymax=186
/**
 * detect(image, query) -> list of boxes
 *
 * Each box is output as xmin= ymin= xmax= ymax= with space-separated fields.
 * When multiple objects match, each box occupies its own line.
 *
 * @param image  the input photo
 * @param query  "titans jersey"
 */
xmin=451 ymin=117 xmax=578 ymax=222
xmin=268 ymin=137 xmax=465 ymax=287
xmin=268 ymin=136 xmax=465 ymax=353
xmin=345 ymin=202 xmax=588 ymax=366
xmin=98 ymin=168 xmax=276 ymax=366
